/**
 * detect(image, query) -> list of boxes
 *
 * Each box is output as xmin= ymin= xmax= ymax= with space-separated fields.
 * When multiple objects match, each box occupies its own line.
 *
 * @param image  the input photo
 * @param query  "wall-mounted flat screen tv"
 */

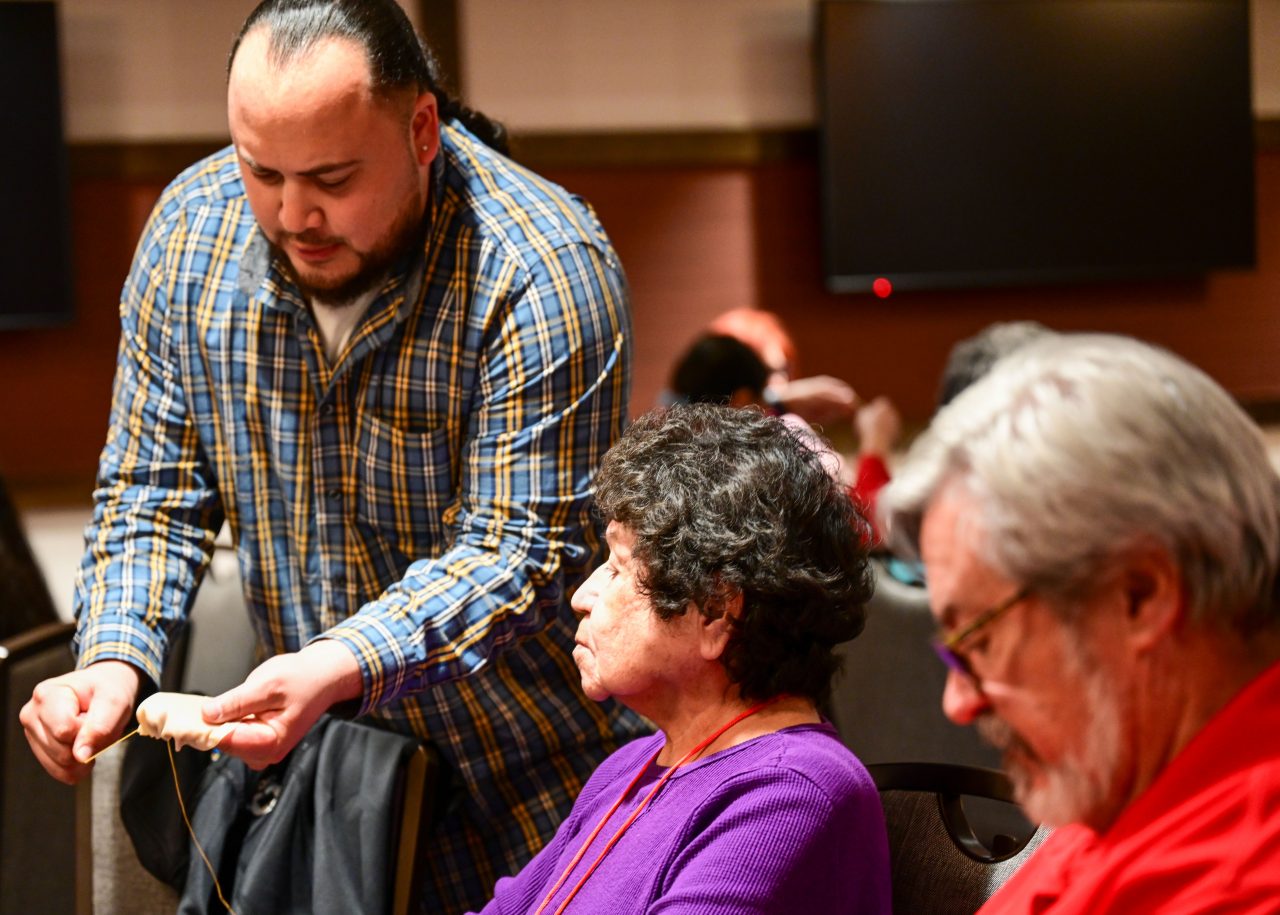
xmin=0 ymin=1 xmax=74 ymax=329
xmin=818 ymin=0 xmax=1256 ymax=294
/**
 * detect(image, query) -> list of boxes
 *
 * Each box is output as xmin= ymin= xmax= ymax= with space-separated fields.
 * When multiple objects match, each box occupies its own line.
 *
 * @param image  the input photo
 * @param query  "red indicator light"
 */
xmin=872 ymin=277 xmax=893 ymax=298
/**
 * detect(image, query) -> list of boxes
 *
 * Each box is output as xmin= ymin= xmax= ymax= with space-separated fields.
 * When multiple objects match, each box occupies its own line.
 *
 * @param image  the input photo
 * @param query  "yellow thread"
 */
xmin=85 ymin=727 xmax=139 ymax=763
xmin=167 ymin=739 xmax=239 ymax=915
xmin=82 ymin=721 xmax=239 ymax=911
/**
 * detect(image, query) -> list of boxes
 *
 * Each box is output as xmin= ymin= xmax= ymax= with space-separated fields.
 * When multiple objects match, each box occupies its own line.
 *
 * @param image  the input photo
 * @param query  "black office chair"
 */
xmin=868 ymin=762 xmax=1049 ymax=915
xmin=830 ymin=559 xmax=1002 ymax=769
xmin=0 ymin=476 xmax=61 ymax=641
xmin=0 ymin=621 xmax=81 ymax=915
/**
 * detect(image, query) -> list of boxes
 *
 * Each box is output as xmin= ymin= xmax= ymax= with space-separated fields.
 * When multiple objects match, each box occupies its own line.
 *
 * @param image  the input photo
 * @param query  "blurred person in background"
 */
xmin=853 ymin=321 xmax=1053 ymax=547
xmin=708 ymin=307 xmax=857 ymax=426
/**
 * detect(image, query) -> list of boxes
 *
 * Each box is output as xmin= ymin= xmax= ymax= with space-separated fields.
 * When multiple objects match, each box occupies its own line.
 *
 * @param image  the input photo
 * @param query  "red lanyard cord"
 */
xmin=533 ymin=696 xmax=784 ymax=915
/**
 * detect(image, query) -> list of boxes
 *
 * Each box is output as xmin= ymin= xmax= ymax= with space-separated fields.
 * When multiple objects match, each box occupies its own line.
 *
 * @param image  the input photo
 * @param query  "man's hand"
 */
xmin=203 ymin=639 xmax=364 ymax=769
xmin=20 ymin=660 xmax=143 ymax=784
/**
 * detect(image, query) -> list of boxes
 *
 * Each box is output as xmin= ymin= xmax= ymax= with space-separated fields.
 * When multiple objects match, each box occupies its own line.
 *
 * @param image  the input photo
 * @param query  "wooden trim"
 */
xmin=1242 ymin=398 xmax=1280 ymax=427
xmin=418 ymin=0 xmax=462 ymax=97
xmin=508 ymin=128 xmax=816 ymax=169
xmin=68 ymin=140 xmax=229 ymax=182
xmin=1257 ymin=118 xmax=1280 ymax=151
xmin=67 ymin=117 xmax=1279 ymax=183
xmin=65 ymin=128 xmax=817 ymax=180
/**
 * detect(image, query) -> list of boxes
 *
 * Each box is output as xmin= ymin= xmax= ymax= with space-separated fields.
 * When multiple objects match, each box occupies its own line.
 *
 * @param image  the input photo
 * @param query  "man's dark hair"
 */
xmin=936 ymin=320 xmax=1053 ymax=409
xmin=593 ymin=404 xmax=872 ymax=706
xmin=671 ymin=334 xmax=769 ymax=406
xmin=229 ymin=0 xmax=508 ymax=153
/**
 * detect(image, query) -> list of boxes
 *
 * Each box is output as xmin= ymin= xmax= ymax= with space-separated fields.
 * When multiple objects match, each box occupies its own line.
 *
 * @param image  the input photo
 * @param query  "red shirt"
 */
xmin=981 ymin=660 xmax=1280 ymax=914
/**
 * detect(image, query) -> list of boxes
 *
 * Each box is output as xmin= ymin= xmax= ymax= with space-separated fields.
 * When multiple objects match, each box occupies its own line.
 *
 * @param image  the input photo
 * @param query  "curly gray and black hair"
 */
xmin=593 ymin=403 xmax=873 ymax=706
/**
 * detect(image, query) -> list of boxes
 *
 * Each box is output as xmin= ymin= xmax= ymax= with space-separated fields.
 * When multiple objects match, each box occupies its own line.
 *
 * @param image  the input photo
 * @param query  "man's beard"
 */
xmin=976 ymin=640 xmax=1124 ymax=830
xmin=271 ymin=184 xmax=426 ymax=307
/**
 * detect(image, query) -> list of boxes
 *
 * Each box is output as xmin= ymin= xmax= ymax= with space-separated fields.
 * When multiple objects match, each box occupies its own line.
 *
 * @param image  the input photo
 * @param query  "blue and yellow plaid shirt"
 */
xmin=74 ymin=122 xmax=649 ymax=911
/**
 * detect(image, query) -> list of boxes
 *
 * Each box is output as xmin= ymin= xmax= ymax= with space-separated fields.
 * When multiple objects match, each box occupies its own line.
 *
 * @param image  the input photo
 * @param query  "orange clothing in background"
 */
xmin=851 ymin=453 xmax=891 ymax=545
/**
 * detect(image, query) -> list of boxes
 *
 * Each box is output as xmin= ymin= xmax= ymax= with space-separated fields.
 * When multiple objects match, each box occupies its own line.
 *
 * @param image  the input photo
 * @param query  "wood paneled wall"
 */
xmin=4 ymin=149 xmax=1278 ymax=494
xmin=552 ymin=151 xmax=1280 ymax=432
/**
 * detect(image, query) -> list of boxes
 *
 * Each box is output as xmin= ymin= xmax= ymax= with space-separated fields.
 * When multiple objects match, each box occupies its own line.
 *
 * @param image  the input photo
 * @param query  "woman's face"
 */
xmin=570 ymin=522 xmax=705 ymax=717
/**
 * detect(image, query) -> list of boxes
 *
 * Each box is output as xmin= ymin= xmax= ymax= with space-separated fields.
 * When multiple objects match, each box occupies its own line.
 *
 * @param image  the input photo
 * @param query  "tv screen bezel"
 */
xmin=817 ymin=0 xmax=1257 ymax=295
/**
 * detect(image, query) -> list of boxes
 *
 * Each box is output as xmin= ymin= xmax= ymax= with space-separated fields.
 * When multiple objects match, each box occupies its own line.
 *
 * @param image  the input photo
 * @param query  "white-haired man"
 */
xmin=880 ymin=333 xmax=1280 ymax=912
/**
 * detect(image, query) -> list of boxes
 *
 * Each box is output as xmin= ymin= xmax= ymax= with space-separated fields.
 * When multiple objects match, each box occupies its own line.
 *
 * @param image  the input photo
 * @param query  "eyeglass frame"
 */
xmin=931 ymin=585 xmax=1032 ymax=679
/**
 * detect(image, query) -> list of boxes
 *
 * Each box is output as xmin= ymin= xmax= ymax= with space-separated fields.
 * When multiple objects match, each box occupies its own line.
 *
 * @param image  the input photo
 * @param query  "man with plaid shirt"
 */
xmin=19 ymin=1 xmax=648 ymax=910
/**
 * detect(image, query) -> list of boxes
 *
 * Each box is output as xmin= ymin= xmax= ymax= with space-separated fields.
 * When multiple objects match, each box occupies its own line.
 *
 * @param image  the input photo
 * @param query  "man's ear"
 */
xmin=411 ymin=92 xmax=440 ymax=166
xmin=1117 ymin=547 xmax=1184 ymax=654
xmin=698 ymin=591 xmax=742 ymax=661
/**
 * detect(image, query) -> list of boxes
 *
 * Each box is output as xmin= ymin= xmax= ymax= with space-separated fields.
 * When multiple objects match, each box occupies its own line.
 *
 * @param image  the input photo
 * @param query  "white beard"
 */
xmin=977 ymin=637 xmax=1124 ymax=829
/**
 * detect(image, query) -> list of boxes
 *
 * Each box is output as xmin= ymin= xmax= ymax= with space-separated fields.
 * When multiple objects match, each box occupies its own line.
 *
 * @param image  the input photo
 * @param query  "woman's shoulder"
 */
xmin=753 ymin=722 xmax=878 ymax=799
xmin=663 ymin=724 xmax=888 ymax=876
xmin=676 ymin=722 xmax=878 ymax=811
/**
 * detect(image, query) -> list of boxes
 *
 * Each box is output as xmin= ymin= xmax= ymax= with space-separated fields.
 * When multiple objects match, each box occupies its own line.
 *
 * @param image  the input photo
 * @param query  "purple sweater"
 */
xmin=474 ymin=723 xmax=891 ymax=914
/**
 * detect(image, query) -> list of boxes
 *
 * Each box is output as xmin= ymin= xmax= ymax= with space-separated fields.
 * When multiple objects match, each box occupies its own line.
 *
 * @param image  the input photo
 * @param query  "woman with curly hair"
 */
xmin=474 ymin=404 xmax=890 ymax=914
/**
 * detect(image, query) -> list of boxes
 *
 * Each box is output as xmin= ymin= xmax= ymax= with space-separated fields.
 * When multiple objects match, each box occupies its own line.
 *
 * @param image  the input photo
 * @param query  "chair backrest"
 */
xmin=0 ymin=479 xmax=61 ymax=641
xmin=90 ymin=743 xmax=182 ymax=915
xmin=0 ymin=621 xmax=79 ymax=915
xmin=869 ymin=762 xmax=1050 ymax=915
xmin=830 ymin=559 xmax=1002 ymax=768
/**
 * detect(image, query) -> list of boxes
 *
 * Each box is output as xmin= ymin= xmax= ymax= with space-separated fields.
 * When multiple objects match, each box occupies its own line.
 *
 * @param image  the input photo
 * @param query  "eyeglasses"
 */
xmin=931 ymin=586 xmax=1031 ymax=679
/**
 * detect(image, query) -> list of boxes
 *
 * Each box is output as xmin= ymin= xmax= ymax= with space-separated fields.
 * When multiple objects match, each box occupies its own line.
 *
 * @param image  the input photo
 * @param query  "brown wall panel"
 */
xmin=549 ymin=152 xmax=1280 ymax=426
xmin=4 ymin=151 xmax=1278 ymax=493
xmin=0 ymin=180 xmax=164 ymax=494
